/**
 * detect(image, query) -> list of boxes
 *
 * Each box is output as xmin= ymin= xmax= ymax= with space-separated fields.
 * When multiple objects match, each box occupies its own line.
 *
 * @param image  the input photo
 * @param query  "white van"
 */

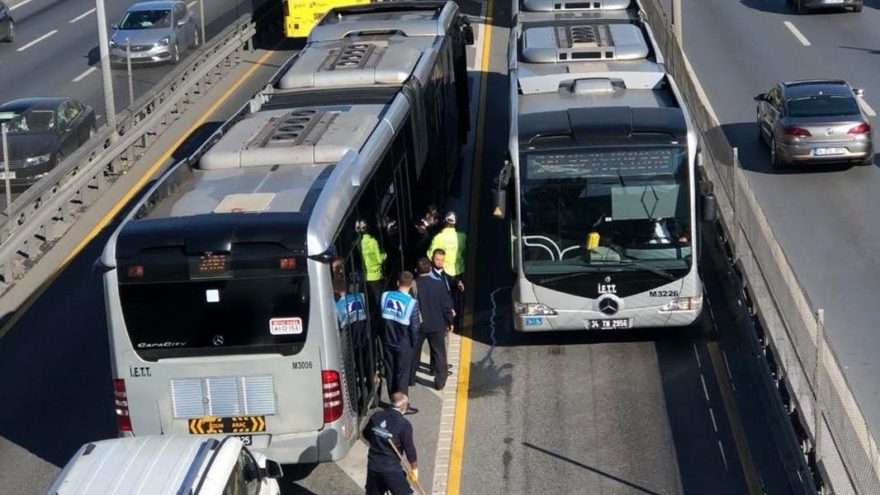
xmin=46 ymin=435 xmax=283 ymax=494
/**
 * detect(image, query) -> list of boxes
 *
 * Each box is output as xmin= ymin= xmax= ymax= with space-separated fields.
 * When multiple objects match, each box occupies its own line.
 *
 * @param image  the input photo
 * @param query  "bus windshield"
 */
xmin=520 ymin=146 xmax=692 ymax=277
xmin=118 ymin=252 xmax=310 ymax=360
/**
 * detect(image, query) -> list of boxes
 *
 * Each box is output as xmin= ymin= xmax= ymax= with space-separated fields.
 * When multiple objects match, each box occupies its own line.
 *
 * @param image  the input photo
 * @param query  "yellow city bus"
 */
xmin=283 ymin=0 xmax=373 ymax=38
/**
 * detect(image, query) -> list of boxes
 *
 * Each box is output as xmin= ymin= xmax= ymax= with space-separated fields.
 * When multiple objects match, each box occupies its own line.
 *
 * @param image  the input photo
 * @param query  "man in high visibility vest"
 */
xmin=357 ymin=219 xmax=386 ymax=307
xmin=427 ymin=212 xmax=466 ymax=328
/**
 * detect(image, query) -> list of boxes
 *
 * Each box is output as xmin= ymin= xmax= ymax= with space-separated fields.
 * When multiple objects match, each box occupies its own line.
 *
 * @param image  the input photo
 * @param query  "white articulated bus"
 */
xmin=495 ymin=0 xmax=714 ymax=332
xmin=97 ymin=1 xmax=471 ymax=464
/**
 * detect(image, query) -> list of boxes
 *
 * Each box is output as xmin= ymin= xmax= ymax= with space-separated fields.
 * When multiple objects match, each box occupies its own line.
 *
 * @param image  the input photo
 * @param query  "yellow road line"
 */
xmin=0 ymin=49 xmax=276 ymax=339
xmin=447 ymin=1 xmax=494 ymax=492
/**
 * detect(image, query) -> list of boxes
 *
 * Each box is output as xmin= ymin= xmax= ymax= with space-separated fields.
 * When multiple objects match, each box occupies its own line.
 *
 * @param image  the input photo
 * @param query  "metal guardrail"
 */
xmin=639 ymin=1 xmax=880 ymax=493
xmin=0 ymin=14 xmax=257 ymax=296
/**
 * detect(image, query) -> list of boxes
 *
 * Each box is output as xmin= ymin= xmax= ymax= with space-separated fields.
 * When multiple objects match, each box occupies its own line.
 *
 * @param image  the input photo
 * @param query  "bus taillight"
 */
xmin=321 ymin=370 xmax=343 ymax=423
xmin=113 ymin=379 xmax=132 ymax=431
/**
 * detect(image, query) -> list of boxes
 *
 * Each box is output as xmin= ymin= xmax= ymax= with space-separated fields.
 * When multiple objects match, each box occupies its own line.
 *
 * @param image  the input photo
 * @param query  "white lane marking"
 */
xmin=718 ymin=440 xmax=729 ymax=471
xmin=859 ymin=97 xmax=877 ymax=117
xmin=708 ymin=406 xmax=719 ymax=433
xmin=783 ymin=21 xmax=811 ymax=47
xmin=692 ymin=342 xmax=702 ymax=368
xmin=69 ymin=8 xmax=96 ymax=23
xmin=72 ymin=66 xmax=97 ymax=83
xmin=8 ymin=0 xmax=36 ymax=11
xmin=700 ymin=373 xmax=710 ymax=402
xmin=16 ymin=29 xmax=58 ymax=52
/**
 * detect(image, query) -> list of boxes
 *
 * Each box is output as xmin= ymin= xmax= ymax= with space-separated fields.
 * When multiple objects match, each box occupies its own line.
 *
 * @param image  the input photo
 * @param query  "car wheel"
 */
xmin=5 ymin=22 xmax=14 ymax=43
xmin=756 ymin=120 xmax=764 ymax=144
xmin=853 ymin=0 xmax=863 ymax=12
xmin=55 ymin=152 xmax=65 ymax=167
xmin=172 ymin=43 xmax=180 ymax=64
xmin=797 ymin=0 xmax=806 ymax=13
xmin=770 ymin=137 xmax=785 ymax=170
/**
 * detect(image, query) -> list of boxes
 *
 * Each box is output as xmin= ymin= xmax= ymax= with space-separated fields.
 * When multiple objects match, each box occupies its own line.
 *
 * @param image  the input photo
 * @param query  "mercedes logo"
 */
xmin=825 ymin=128 xmax=834 ymax=136
xmin=212 ymin=335 xmax=225 ymax=346
xmin=598 ymin=297 xmax=619 ymax=316
xmin=604 ymin=276 xmax=611 ymax=283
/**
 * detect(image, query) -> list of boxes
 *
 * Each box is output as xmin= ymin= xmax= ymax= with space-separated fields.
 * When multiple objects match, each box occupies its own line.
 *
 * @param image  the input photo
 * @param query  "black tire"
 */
xmin=770 ymin=136 xmax=785 ymax=170
xmin=853 ymin=0 xmax=863 ymax=12
xmin=5 ymin=22 xmax=14 ymax=43
xmin=797 ymin=0 xmax=807 ymax=13
xmin=756 ymin=119 xmax=764 ymax=144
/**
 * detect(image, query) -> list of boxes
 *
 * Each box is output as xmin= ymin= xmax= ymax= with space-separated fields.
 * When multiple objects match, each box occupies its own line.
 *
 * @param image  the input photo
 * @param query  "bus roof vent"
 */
xmin=571 ymin=78 xmax=618 ymax=94
xmin=521 ymin=23 xmax=648 ymax=63
xmin=521 ymin=0 xmax=632 ymax=12
xmin=320 ymin=43 xmax=378 ymax=71
xmin=255 ymin=109 xmax=332 ymax=148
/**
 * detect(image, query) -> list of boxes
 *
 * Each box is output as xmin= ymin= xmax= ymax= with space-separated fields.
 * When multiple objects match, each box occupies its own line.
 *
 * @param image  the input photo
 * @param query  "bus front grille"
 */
xmin=171 ymin=376 xmax=277 ymax=418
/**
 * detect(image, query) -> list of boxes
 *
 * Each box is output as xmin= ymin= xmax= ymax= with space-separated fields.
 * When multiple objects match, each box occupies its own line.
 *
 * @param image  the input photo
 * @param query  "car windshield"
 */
xmin=119 ymin=9 xmax=172 ymax=29
xmin=787 ymin=95 xmax=860 ymax=118
xmin=520 ymin=146 xmax=692 ymax=277
xmin=0 ymin=109 xmax=55 ymax=133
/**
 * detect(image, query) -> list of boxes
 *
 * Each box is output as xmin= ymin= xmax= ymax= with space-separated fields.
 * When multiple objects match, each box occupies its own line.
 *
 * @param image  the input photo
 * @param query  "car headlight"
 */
xmin=109 ymin=40 xmax=118 ymax=49
xmin=515 ymin=302 xmax=557 ymax=316
xmin=660 ymin=296 xmax=702 ymax=312
xmin=158 ymin=36 xmax=170 ymax=46
xmin=25 ymin=153 xmax=52 ymax=166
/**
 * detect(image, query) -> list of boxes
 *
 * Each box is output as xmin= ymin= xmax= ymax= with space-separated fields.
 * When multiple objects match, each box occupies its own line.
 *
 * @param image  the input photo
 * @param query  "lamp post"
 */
xmin=94 ymin=0 xmax=118 ymax=141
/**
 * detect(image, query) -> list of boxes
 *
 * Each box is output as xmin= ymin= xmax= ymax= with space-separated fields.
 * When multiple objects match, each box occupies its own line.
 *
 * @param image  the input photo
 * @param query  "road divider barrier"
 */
xmin=639 ymin=1 xmax=880 ymax=493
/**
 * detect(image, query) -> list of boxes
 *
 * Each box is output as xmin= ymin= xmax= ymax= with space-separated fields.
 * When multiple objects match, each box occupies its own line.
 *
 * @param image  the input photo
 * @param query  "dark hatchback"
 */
xmin=0 ymin=97 xmax=96 ymax=190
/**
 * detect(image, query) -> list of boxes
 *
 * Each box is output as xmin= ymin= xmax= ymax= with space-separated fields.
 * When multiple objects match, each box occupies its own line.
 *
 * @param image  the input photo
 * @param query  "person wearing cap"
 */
xmin=428 ymin=212 xmax=466 ymax=329
xmin=363 ymin=392 xmax=419 ymax=495
xmin=357 ymin=219 xmax=386 ymax=307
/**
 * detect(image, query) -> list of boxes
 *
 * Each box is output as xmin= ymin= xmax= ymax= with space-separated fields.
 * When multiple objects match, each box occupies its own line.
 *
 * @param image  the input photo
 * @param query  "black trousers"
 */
xmin=410 ymin=330 xmax=448 ymax=389
xmin=382 ymin=342 xmax=411 ymax=399
xmin=366 ymin=469 xmax=413 ymax=495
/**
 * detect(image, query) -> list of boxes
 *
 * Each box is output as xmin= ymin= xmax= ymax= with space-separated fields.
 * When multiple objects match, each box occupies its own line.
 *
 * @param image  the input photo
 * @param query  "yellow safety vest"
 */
xmin=428 ymin=227 xmax=466 ymax=276
xmin=360 ymin=234 xmax=385 ymax=282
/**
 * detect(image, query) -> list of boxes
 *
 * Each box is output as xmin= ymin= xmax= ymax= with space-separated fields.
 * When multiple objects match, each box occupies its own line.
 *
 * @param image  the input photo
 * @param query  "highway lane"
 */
xmin=676 ymin=0 xmax=880 ymax=440
xmin=0 ymin=0 xmax=256 ymax=125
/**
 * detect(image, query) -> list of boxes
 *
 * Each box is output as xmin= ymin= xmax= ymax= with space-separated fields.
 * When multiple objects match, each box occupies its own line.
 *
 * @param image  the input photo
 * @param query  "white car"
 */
xmin=46 ymin=435 xmax=283 ymax=495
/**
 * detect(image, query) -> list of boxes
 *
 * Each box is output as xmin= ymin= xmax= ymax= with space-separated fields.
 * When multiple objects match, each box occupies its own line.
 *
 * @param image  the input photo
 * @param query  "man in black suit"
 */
xmin=410 ymin=257 xmax=454 ymax=390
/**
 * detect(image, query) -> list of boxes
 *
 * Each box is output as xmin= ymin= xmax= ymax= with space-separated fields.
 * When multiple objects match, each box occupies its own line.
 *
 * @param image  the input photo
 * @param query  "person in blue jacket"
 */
xmin=380 ymin=271 xmax=420 ymax=415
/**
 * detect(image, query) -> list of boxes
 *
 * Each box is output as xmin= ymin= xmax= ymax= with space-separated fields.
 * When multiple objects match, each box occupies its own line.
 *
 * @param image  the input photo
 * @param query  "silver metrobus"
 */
xmin=98 ymin=1 xmax=471 ymax=464
xmin=497 ymin=0 xmax=709 ymax=332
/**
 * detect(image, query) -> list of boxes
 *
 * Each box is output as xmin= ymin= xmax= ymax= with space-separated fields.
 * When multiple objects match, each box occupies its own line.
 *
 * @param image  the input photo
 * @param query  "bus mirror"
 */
xmin=492 ymin=158 xmax=513 ymax=219
xmin=262 ymin=459 xmax=284 ymax=479
xmin=308 ymin=246 xmax=337 ymax=264
xmin=461 ymin=17 xmax=474 ymax=45
xmin=702 ymin=193 xmax=717 ymax=223
xmin=93 ymin=257 xmax=115 ymax=274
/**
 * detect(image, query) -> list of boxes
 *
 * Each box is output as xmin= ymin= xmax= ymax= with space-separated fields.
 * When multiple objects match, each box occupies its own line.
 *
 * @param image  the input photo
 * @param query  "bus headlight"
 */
xmin=515 ymin=303 xmax=557 ymax=316
xmin=660 ymin=297 xmax=702 ymax=312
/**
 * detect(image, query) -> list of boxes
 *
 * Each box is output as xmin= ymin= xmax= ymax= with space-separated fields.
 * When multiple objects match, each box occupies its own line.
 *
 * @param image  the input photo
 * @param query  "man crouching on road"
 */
xmin=363 ymin=393 xmax=419 ymax=495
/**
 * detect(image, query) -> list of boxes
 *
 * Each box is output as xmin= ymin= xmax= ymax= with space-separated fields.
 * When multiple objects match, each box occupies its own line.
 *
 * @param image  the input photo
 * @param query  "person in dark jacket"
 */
xmin=410 ymin=258 xmax=454 ymax=390
xmin=380 ymin=271 xmax=420 ymax=414
xmin=363 ymin=393 xmax=418 ymax=495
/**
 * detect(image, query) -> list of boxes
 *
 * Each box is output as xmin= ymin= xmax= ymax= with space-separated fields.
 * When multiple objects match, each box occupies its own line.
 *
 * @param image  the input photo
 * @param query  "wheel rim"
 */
xmin=771 ymin=139 xmax=777 ymax=165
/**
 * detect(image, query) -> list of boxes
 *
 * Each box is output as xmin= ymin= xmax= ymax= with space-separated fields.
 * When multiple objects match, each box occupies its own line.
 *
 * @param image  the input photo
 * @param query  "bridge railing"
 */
xmin=638 ymin=1 xmax=880 ymax=493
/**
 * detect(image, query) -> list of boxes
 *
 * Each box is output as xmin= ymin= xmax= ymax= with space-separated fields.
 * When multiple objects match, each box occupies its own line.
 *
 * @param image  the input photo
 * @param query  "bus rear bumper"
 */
xmin=258 ymin=427 xmax=350 ymax=464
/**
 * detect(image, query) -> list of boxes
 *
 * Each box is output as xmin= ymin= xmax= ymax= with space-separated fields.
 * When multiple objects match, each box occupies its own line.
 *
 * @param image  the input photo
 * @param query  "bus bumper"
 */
xmin=513 ymin=306 xmax=702 ymax=331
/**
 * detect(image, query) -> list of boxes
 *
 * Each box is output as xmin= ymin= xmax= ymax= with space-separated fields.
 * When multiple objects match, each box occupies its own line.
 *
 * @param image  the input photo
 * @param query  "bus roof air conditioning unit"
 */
xmin=521 ymin=23 xmax=648 ymax=63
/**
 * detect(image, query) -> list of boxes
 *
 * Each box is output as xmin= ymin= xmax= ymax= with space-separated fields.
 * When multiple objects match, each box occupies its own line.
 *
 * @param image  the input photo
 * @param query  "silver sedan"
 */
xmin=756 ymin=80 xmax=874 ymax=169
xmin=109 ymin=1 xmax=199 ymax=65
xmin=787 ymin=0 xmax=863 ymax=13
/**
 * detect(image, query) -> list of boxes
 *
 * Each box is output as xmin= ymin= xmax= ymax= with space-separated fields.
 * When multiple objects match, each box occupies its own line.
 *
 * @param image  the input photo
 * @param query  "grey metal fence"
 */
xmin=638 ymin=0 xmax=880 ymax=493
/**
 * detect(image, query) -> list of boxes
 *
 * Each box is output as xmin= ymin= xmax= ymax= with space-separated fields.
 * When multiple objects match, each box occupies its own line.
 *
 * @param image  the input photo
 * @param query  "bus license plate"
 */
xmin=587 ymin=318 xmax=630 ymax=330
xmin=188 ymin=416 xmax=266 ymax=435
xmin=236 ymin=435 xmax=253 ymax=446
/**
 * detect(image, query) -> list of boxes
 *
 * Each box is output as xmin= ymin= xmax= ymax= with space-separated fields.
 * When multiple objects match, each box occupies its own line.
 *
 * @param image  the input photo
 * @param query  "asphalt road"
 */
xmin=0 ymin=0 xmax=256 ymax=124
xmin=675 ymin=0 xmax=880 ymax=440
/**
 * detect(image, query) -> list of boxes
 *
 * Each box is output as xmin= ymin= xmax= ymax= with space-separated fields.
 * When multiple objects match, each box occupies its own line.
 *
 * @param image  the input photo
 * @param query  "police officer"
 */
xmin=363 ymin=393 xmax=419 ymax=495
xmin=427 ymin=212 xmax=466 ymax=328
xmin=357 ymin=219 xmax=386 ymax=307
xmin=410 ymin=258 xmax=454 ymax=390
xmin=380 ymin=271 xmax=420 ymax=414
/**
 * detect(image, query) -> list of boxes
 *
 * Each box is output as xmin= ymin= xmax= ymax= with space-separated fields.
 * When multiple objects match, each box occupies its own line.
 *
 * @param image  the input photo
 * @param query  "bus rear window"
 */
xmin=119 ymin=275 xmax=310 ymax=361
